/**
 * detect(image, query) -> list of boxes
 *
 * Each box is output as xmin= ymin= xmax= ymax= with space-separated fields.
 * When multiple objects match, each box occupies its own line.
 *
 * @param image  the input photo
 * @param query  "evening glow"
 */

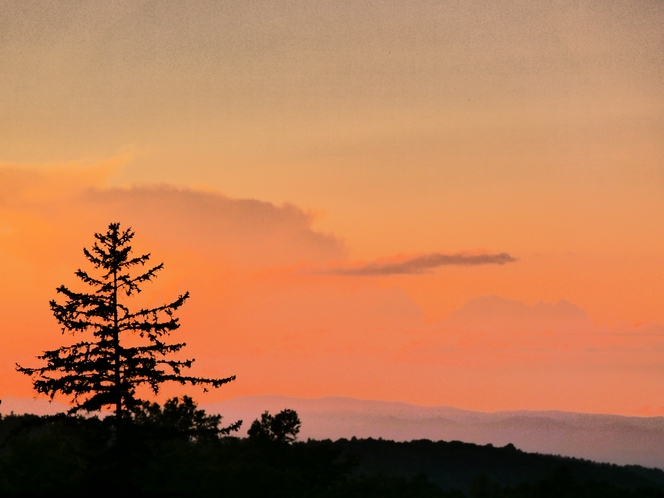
xmin=1 ymin=1 xmax=664 ymax=416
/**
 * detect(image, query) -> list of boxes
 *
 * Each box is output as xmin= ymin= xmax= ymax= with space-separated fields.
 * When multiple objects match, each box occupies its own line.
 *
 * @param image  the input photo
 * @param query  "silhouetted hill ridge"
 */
xmin=327 ymin=437 xmax=664 ymax=492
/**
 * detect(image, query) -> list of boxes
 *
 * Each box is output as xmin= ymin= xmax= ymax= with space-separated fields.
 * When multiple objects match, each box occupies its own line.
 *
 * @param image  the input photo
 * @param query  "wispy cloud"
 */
xmin=328 ymin=252 xmax=517 ymax=276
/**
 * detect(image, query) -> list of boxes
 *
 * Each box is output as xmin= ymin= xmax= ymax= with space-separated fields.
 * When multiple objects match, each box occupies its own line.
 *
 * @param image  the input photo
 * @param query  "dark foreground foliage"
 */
xmin=329 ymin=437 xmax=664 ymax=494
xmin=1 ymin=411 xmax=664 ymax=498
xmin=0 ymin=407 xmax=446 ymax=498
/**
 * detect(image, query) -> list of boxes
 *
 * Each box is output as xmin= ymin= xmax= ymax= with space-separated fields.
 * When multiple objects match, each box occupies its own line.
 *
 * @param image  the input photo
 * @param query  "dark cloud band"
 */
xmin=329 ymin=252 xmax=517 ymax=276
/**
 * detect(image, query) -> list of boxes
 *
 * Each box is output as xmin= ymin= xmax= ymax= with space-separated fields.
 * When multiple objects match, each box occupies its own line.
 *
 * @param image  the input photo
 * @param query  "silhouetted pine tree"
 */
xmin=16 ymin=222 xmax=235 ymax=425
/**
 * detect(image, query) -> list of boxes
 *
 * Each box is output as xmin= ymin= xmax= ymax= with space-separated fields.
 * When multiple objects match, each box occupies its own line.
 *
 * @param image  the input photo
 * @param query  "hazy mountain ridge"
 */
xmin=204 ymin=395 xmax=664 ymax=469
xmin=4 ymin=394 xmax=664 ymax=469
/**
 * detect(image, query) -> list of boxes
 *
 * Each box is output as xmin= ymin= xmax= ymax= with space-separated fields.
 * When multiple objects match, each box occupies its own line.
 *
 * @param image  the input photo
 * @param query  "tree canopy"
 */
xmin=247 ymin=409 xmax=301 ymax=444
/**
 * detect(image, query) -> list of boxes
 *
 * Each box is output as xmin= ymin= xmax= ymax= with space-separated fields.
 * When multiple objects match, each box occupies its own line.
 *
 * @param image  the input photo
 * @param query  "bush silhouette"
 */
xmin=248 ymin=409 xmax=301 ymax=443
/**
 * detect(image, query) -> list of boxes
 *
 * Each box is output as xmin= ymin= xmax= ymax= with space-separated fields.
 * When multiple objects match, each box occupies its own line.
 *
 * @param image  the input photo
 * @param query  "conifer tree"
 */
xmin=17 ymin=223 xmax=235 ymax=423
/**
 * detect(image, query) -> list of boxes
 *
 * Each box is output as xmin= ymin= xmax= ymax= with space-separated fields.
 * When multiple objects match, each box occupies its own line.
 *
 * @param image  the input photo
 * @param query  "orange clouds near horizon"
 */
xmin=1 ymin=163 xmax=663 ymax=417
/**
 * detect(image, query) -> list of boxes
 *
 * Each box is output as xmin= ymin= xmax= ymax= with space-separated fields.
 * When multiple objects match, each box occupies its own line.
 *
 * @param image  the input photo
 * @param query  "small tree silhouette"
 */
xmin=133 ymin=396 xmax=241 ymax=440
xmin=248 ymin=409 xmax=301 ymax=443
xmin=16 ymin=223 xmax=236 ymax=425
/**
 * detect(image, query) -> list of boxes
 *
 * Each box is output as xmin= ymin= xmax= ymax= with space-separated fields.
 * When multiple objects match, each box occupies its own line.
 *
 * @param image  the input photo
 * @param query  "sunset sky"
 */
xmin=1 ymin=1 xmax=664 ymax=416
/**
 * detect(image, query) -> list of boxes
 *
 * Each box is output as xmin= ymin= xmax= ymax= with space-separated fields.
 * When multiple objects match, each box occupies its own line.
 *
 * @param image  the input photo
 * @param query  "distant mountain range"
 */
xmin=204 ymin=396 xmax=664 ymax=470
xmin=3 ymin=394 xmax=663 ymax=469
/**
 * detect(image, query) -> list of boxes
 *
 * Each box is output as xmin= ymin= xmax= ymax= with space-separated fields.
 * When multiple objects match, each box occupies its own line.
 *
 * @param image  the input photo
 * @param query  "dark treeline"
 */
xmin=1 ymin=408 xmax=664 ymax=498
xmin=331 ymin=438 xmax=664 ymax=497
xmin=0 ymin=406 xmax=446 ymax=498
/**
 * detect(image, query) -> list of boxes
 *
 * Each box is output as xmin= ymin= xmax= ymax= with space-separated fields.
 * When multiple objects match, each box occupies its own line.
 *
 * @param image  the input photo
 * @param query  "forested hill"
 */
xmin=328 ymin=437 xmax=664 ymax=492
xmin=2 ymin=412 xmax=664 ymax=497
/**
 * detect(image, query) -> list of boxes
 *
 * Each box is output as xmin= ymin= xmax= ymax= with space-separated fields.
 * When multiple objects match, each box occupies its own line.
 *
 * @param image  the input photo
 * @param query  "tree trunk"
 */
xmin=113 ymin=265 xmax=121 ymax=422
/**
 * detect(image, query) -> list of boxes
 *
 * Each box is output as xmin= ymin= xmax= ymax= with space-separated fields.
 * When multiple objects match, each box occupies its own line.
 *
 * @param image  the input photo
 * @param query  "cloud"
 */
xmin=442 ymin=295 xmax=594 ymax=334
xmin=327 ymin=252 xmax=517 ymax=276
xmin=0 ymin=156 xmax=130 ymax=206
xmin=83 ymin=185 xmax=347 ymax=267
xmin=0 ymin=163 xmax=346 ymax=269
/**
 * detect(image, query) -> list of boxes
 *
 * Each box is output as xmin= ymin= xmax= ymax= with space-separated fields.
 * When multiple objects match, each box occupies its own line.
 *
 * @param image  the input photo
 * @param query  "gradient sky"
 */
xmin=1 ymin=1 xmax=664 ymax=415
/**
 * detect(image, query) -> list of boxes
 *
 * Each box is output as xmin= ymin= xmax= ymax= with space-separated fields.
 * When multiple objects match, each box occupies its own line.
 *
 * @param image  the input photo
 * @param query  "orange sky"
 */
xmin=1 ymin=1 xmax=664 ymax=415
